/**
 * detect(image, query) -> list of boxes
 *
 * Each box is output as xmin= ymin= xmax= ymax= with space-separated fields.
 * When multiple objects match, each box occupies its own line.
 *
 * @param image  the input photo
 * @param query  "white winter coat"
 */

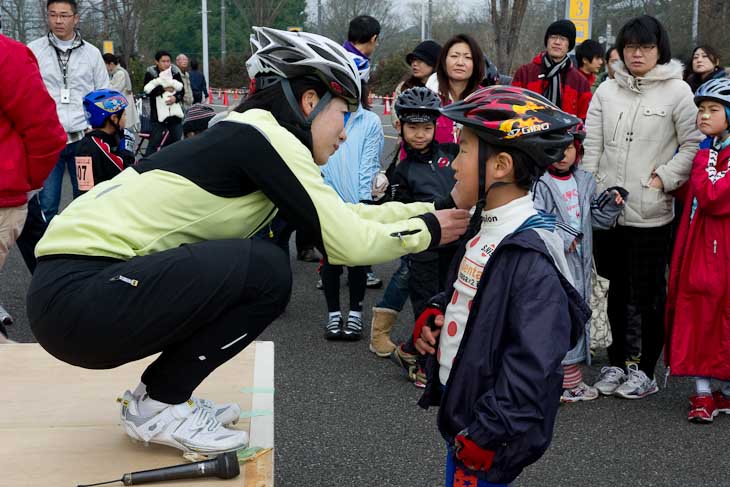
xmin=582 ymin=59 xmax=703 ymax=227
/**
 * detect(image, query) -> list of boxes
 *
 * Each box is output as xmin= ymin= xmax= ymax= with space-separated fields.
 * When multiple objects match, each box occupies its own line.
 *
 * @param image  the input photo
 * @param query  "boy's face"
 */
xmin=697 ymin=100 xmax=728 ymax=137
xmin=451 ymin=128 xmax=480 ymax=209
xmin=552 ymin=143 xmax=577 ymax=172
xmin=111 ymin=111 xmax=127 ymax=130
xmin=583 ymin=55 xmax=604 ymax=74
xmin=402 ymin=121 xmax=435 ymax=151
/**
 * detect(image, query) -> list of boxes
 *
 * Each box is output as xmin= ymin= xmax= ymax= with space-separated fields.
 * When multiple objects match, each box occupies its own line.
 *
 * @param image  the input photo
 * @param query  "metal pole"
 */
xmin=420 ymin=0 xmax=425 ymax=41
xmin=427 ymin=0 xmax=432 ymax=39
xmin=691 ymin=0 xmax=699 ymax=45
xmin=221 ymin=0 xmax=226 ymax=65
xmin=317 ymin=0 xmax=322 ymax=32
xmin=202 ymin=0 xmax=210 ymax=96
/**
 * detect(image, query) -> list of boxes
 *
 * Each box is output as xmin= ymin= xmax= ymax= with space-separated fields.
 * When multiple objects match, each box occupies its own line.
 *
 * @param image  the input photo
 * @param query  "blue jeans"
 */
xmin=445 ymin=445 xmax=507 ymax=487
xmin=40 ymin=141 xmax=80 ymax=221
xmin=376 ymin=256 xmax=410 ymax=311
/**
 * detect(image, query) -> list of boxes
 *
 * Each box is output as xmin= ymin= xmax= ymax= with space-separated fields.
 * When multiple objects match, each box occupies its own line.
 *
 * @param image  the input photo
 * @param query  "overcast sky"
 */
xmin=305 ymin=0 xmax=485 ymax=27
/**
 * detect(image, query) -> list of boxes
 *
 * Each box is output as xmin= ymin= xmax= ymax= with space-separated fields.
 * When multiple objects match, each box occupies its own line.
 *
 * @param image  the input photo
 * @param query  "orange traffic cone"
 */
xmin=208 ymin=89 xmax=213 ymax=104
xmin=383 ymin=96 xmax=391 ymax=115
xmin=233 ymin=90 xmax=239 ymax=101
xmin=223 ymin=91 xmax=229 ymax=106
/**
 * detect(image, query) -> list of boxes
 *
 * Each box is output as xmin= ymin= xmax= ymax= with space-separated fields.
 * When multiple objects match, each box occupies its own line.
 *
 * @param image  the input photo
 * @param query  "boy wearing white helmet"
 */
xmin=27 ymin=27 xmax=469 ymax=455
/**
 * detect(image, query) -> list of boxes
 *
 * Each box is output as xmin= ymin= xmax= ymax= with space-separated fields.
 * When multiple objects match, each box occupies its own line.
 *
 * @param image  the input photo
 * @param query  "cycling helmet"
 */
xmin=694 ymin=78 xmax=730 ymax=108
xmin=246 ymin=26 xmax=361 ymax=125
xmin=440 ymin=85 xmax=580 ymax=168
xmin=394 ymin=87 xmax=441 ymax=123
xmin=481 ymin=56 xmax=501 ymax=87
xmin=83 ymin=89 xmax=127 ymax=128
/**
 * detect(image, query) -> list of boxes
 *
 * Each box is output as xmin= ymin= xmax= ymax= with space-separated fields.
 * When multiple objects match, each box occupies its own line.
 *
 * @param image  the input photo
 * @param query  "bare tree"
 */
xmin=315 ymin=0 xmax=394 ymax=45
xmin=229 ymin=0 xmax=291 ymax=30
xmin=1 ymin=0 xmax=45 ymax=43
xmin=489 ymin=0 xmax=529 ymax=73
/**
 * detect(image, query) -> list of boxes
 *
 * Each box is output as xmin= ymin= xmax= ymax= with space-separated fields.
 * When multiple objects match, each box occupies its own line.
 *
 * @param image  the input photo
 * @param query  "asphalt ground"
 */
xmin=2 ymin=102 xmax=729 ymax=486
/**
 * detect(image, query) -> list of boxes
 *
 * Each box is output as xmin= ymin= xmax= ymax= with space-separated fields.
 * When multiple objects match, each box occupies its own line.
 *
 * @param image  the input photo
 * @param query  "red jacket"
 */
xmin=0 ymin=34 xmax=66 ymax=208
xmin=666 ymin=141 xmax=730 ymax=381
xmin=511 ymin=53 xmax=592 ymax=120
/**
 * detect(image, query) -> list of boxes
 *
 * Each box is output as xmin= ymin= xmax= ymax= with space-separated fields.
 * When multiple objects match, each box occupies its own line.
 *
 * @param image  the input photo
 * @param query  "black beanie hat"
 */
xmin=544 ymin=19 xmax=577 ymax=51
xmin=405 ymin=40 xmax=442 ymax=67
xmin=182 ymin=103 xmax=215 ymax=134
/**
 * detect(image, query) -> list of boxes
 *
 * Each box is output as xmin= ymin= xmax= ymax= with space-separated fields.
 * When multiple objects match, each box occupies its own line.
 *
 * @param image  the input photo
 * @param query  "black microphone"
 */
xmin=77 ymin=451 xmax=240 ymax=487
xmin=123 ymin=452 xmax=240 ymax=485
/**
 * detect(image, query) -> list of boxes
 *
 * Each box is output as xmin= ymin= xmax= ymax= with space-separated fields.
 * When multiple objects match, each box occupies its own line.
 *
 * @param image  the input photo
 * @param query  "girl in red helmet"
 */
xmin=413 ymin=86 xmax=591 ymax=486
xmin=533 ymin=123 xmax=626 ymax=403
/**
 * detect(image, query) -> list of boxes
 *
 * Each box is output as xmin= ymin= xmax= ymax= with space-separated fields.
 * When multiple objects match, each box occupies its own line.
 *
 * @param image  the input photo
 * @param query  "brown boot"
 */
xmin=369 ymin=307 xmax=397 ymax=357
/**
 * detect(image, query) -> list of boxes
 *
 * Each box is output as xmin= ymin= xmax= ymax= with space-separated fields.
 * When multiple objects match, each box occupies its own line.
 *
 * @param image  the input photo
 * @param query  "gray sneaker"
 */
xmin=614 ymin=364 xmax=659 ymax=399
xmin=594 ymin=366 xmax=627 ymax=396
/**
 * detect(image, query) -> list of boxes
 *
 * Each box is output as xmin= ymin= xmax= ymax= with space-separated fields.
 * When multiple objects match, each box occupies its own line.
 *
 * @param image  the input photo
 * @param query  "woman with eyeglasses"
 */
xmin=583 ymin=15 xmax=703 ymax=400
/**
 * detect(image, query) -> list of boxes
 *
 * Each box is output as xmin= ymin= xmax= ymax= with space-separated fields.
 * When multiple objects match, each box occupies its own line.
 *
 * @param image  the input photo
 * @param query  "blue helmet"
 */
xmin=83 ymin=89 xmax=128 ymax=128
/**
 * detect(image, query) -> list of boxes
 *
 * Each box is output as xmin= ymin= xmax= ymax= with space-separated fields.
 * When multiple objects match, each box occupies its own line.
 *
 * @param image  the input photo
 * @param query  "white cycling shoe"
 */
xmin=119 ymin=391 xmax=248 ymax=454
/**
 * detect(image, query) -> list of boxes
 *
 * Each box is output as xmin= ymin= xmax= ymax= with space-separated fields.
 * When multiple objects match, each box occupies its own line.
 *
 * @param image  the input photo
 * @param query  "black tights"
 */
xmin=320 ymin=262 xmax=367 ymax=313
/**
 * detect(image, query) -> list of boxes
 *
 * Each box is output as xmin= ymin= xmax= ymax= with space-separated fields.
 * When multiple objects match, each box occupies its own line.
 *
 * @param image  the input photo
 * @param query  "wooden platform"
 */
xmin=0 ymin=341 xmax=274 ymax=487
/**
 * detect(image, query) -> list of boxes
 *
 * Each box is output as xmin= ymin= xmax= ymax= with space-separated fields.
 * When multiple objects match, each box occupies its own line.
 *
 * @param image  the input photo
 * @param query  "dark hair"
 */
xmin=190 ymin=59 xmax=199 ymax=71
xmin=436 ymin=34 xmax=485 ymax=102
xmin=400 ymin=75 xmax=427 ymax=91
xmin=102 ymin=53 xmax=118 ymax=65
xmin=235 ymin=77 xmax=329 ymax=149
xmin=576 ymin=39 xmax=605 ymax=67
xmin=615 ymin=15 xmax=671 ymax=65
xmin=605 ymin=46 xmax=618 ymax=62
xmin=348 ymin=15 xmax=380 ymax=44
xmin=47 ymin=0 xmax=77 ymax=13
xmin=360 ymin=81 xmax=371 ymax=110
xmin=155 ymin=50 xmax=172 ymax=62
xmin=692 ymin=45 xmax=720 ymax=71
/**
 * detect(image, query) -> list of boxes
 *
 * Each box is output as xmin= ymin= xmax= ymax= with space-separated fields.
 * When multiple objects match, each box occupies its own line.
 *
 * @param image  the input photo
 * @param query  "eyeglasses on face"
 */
xmin=623 ymin=44 xmax=657 ymax=54
xmin=48 ymin=13 xmax=75 ymax=20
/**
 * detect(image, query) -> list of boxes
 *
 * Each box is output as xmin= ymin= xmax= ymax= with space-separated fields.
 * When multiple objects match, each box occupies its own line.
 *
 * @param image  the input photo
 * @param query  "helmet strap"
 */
xmin=281 ymin=78 xmax=334 ymax=128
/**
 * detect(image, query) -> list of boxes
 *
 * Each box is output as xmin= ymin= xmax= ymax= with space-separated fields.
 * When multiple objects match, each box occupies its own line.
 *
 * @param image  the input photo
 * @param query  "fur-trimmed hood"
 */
xmin=612 ymin=59 xmax=684 ymax=93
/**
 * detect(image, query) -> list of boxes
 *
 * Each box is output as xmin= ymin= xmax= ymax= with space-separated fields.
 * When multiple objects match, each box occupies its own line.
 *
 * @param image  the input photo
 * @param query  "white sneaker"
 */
xmin=594 ymin=366 xmax=627 ymax=396
xmin=561 ymin=382 xmax=600 ymax=403
xmin=119 ymin=391 xmax=248 ymax=454
xmin=614 ymin=364 xmax=659 ymax=399
xmin=127 ymin=390 xmax=241 ymax=426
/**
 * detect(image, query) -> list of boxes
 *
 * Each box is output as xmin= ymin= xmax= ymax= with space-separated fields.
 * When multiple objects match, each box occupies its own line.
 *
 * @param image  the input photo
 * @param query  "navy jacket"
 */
xmin=418 ymin=213 xmax=590 ymax=484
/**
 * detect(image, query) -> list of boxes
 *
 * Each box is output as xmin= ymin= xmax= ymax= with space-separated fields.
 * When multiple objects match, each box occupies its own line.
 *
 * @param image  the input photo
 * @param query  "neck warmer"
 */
xmin=541 ymin=53 xmax=571 ymax=107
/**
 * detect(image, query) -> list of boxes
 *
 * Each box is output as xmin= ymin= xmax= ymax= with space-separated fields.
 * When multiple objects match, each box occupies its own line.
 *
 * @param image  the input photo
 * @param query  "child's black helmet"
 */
xmin=395 ymin=87 xmax=441 ymax=124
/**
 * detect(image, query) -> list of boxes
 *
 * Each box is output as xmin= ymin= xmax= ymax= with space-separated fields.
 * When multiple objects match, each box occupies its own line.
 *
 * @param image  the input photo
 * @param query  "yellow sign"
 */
xmin=568 ymin=0 xmax=590 ymax=20
xmin=573 ymin=20 xmax=590 ymax=43
xmin=102 ymin=40 xmax=114 ymax=54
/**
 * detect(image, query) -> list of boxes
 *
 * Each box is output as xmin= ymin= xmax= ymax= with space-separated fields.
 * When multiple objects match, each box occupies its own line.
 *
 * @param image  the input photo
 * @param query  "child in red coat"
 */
xmin=666 ymin=78 xmax=730 ymax=423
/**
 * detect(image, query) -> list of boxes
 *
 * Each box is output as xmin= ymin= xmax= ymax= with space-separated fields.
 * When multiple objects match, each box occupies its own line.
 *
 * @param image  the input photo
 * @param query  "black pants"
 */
xmin=15 ymin=194 xmax=47 ymax=274
xmin=27 ymin=239 xmax=291 ymax=404
xmin=320 ymin=262 xmax=367 ymax=313
xmin=593 ymin=224 xmax=671 ymax=379
xmin=145 ymin=118 xmax=183 ymax=156
xmin=409 ymin=248 xmax=456 ymax=319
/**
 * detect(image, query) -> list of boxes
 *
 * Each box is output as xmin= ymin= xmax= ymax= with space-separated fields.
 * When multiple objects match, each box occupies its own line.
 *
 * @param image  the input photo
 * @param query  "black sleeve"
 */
xmin=391 ymin=164 xmax=415 ymax=203
xmin=173 ymin=72 xmax=185 ymax=103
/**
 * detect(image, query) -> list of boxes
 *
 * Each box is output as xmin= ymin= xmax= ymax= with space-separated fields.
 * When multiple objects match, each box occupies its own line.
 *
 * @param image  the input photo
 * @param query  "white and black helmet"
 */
xmin=246 ymin=26 xmax=361 ymax=123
